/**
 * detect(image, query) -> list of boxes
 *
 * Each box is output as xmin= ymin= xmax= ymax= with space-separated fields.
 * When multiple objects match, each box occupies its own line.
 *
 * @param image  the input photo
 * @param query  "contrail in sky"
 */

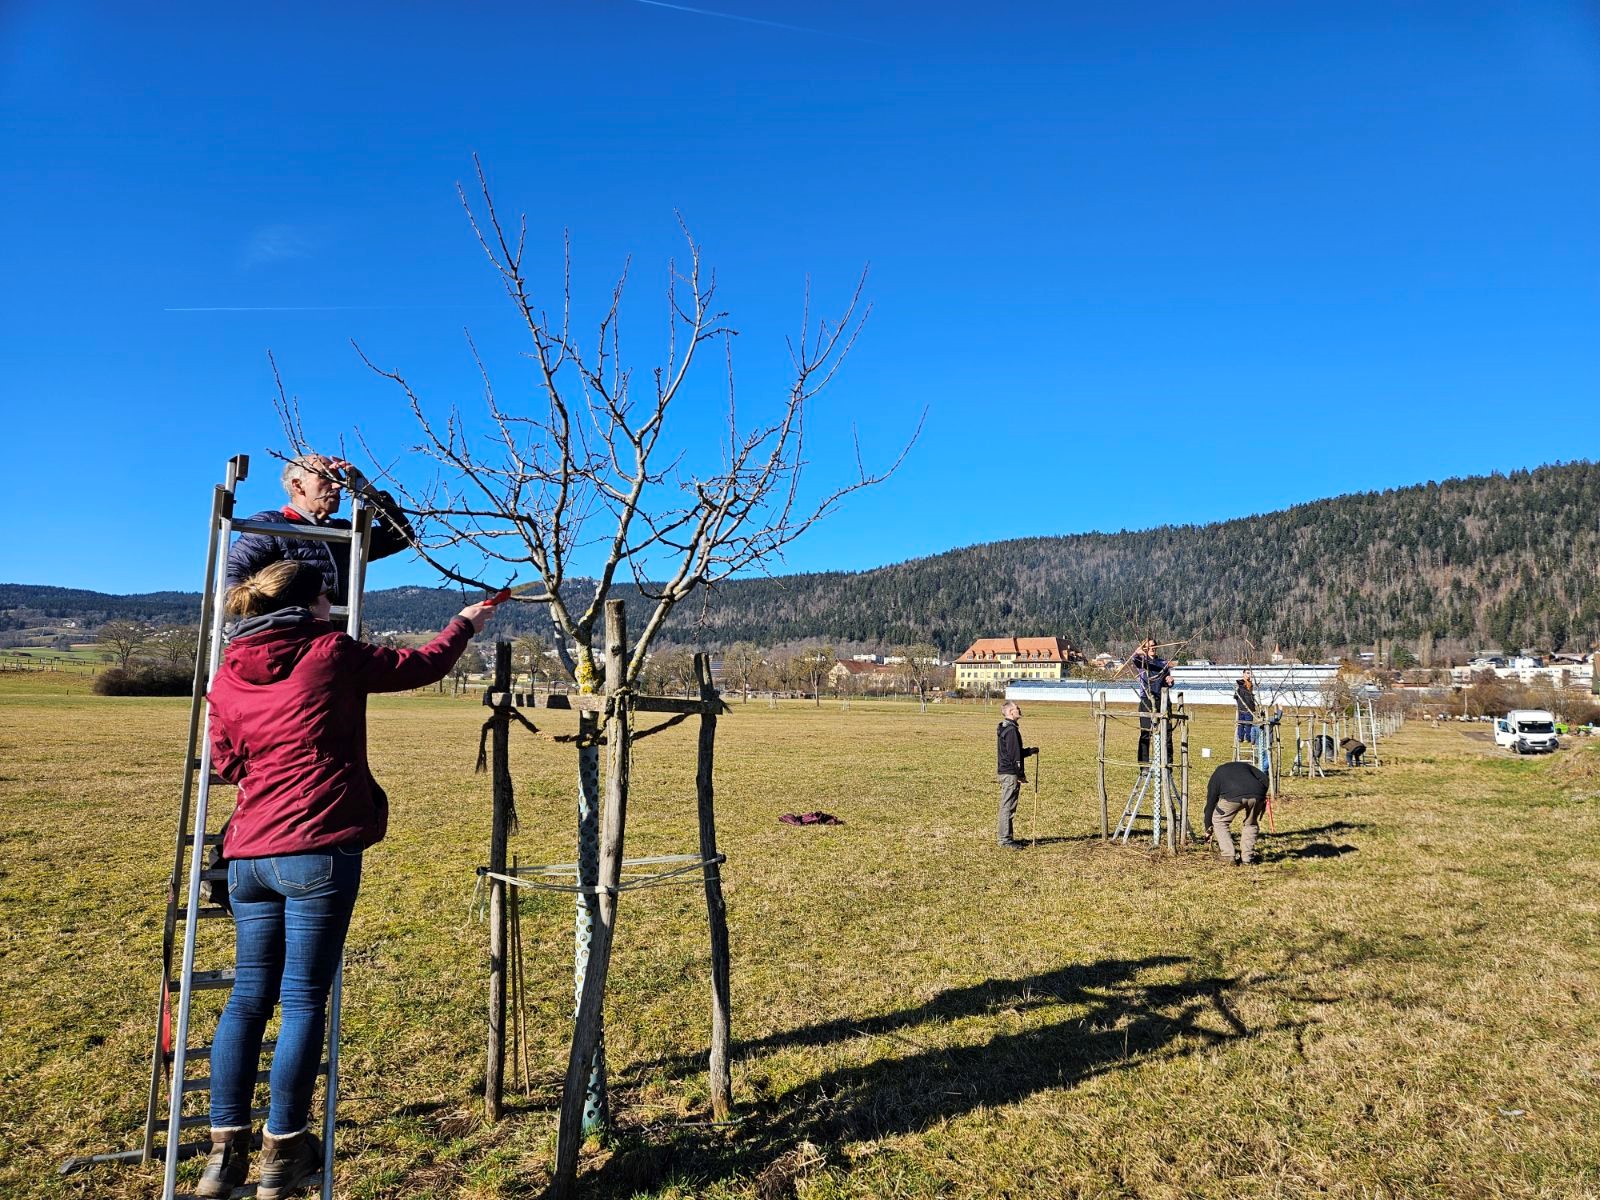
xmin=628 ymin=0 xmax=881 ymax=43
xmin=163 ymin=305 xmax=487 ymax=313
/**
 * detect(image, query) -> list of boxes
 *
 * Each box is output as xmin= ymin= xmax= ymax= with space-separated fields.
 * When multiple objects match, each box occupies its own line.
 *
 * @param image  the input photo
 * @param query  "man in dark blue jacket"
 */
xmin=226 ymin=455 xmax=413 ymax=605
xmin=1233 ymin=671 xmax=1259 ymax=746
xmin=995 ymin=701 xmax=1038 ymax=848
xmin=1131 ymin=639 xmax=1174 ymax=765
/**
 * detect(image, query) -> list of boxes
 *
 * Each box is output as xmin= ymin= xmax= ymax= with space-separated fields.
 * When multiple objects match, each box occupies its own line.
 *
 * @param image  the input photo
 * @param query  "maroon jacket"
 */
xmin=209 ymin=612 xmax=474 ymax=859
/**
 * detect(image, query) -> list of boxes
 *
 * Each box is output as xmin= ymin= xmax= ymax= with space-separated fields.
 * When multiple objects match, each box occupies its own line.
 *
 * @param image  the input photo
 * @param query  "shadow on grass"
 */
xmin=1024 ymin=832 xmax=1106 ymax=846
xmin=579 ymin=955 xmax=1294 ymax=1198
xmin=1273 ymin=842 xmax=1359 ymax=860
xmin=1276 ymin=820 xmax=1372 ymax=841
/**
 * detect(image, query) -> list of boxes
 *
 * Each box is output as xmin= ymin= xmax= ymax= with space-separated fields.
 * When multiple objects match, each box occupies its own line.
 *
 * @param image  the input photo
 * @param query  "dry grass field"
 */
xmin=3 ymin=669 xmax=1599 ymax=1199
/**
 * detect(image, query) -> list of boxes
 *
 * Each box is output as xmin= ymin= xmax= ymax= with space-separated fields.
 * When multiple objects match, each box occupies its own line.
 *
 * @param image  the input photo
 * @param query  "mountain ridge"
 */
xmin=5 ymin=461 xmax=1597 ymax=657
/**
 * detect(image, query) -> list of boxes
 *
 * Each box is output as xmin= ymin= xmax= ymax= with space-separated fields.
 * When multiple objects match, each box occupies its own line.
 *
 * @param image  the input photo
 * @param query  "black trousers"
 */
xmin=1137 ymin=696 xmax=1174 ymax=765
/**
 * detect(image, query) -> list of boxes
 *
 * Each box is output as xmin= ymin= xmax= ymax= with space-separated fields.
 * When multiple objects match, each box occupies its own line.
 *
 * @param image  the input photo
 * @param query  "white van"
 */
xmin=1493 ymin=709 xmax=1560 ymax=754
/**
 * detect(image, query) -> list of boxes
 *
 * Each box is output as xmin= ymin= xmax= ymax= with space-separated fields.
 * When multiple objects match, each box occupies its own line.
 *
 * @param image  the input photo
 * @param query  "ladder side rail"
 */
xmin=163 ymin=458 xmax=248 ymax=1200
xmin=321 ymin=493 xmax=370 ymax=1199
xmin=144 ymin=480 xmax=231 ymax=1162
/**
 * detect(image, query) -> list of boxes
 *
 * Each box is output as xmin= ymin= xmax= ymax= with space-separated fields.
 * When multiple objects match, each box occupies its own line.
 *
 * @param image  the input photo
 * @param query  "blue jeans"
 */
xmin=210 ymin=849 xmax=362 ymax=1134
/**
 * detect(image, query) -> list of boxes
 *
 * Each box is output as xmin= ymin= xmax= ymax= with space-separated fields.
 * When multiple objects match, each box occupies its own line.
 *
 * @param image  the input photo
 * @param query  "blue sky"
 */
xmin=3 ymin=1 xmax=1597 ymax=594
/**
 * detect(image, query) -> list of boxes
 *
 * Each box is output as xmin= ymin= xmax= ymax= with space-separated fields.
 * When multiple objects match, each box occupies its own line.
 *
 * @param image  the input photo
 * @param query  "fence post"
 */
xmin=694 ymin=654 xmax=733 ymax=1119
xmin=485 ymin=641 xmax=512 ymax=1121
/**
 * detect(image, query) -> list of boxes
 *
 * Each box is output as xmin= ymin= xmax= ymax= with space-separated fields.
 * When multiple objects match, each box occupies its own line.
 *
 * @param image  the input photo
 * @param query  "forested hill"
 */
xmin=5 ymin=461 xmax=1598 ymax=656
xmin=677 ymin=460 xmax=1600 ymax=656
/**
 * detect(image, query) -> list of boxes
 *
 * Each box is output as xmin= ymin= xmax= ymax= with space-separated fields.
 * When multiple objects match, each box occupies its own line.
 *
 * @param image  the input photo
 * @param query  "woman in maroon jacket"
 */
xmin=198 ymin=561 xmax=490 ymax=1198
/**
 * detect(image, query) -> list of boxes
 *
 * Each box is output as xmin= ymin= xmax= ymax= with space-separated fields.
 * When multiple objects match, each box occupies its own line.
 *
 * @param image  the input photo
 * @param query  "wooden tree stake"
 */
xmin=485 ymin=641 xmax=512 ymax=1121
xmin=694 ymin=653 xmax=733 ymax=1120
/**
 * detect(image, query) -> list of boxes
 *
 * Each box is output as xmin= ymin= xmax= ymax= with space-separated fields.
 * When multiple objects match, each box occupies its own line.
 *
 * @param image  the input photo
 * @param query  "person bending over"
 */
xmin=1340 ymin=737 xmax=1366 ymax=766
xmin=226 ymin=454 xmax=414 ymax=605
xmin=995 ymin=701 xmax=1038 ymax=849
xmin=1203 ymin=759 xmax=1270 ymax=866
xmin=197 ymin=561 xmax=492 ymax=1198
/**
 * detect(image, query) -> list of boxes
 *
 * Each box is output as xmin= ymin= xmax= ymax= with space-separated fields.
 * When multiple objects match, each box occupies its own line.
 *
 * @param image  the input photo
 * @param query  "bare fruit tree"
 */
xmin=310 ymin=160 xmax=917 ymax=684
xmin=97 ymin=619 xmax=149 ymax=670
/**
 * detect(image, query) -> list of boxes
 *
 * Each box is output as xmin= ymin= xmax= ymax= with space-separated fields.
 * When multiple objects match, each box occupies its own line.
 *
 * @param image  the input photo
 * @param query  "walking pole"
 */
xmin=1029 ymin=750 xmax=1041 ymax=844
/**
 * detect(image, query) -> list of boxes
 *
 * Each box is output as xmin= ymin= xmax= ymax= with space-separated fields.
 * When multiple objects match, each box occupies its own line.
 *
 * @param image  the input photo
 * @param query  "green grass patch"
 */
xmin=1 ymin=693 xmax=1597 ymax=1197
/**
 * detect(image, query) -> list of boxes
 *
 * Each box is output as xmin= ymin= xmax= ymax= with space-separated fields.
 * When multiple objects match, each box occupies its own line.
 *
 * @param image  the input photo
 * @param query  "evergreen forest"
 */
xmin=4 ymin=461 xmax=1597 ymax=659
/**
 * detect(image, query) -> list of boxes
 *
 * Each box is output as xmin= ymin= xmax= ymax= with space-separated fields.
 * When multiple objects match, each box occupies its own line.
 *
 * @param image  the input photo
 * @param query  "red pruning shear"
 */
xmin=483 ymin=579 xmax=536 ymax=608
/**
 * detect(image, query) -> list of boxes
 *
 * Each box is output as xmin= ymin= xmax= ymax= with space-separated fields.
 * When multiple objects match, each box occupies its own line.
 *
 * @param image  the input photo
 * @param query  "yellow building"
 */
xmin=954 ymin=637 xmax=1077 ymax=691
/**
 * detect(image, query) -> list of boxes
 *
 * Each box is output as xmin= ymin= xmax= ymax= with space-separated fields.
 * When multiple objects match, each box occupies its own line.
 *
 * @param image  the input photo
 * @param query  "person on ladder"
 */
xmin=226 ymin=454 xmax=414 ymax=604
xmin=197 ymin=561 xmax=492 ymax=1198
xmin=1130 ymin=638 xmax=1173 ymax=766
xmin=1233 ymin=670 xmax=1258 ymax=749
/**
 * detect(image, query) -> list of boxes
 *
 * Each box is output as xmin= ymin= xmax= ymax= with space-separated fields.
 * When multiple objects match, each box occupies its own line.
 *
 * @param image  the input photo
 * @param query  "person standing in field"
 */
xmin=1203 ymin=759 xmax=1270 ymax=865
xmin=226 ymin=454 xmax=414 ymax=606
xmin=1130 ymin=638 xmax=1174 ymax=765
xmin=995 ymin=700 xmax=1038 ymax=849
xmin=1234 ymin=671 xmax=1259 ymax=746
xmin=196 ymin=561 xmax=492 ymax=1198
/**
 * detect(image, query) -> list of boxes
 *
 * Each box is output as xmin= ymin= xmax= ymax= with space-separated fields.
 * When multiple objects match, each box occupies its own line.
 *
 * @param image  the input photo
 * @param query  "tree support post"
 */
xmin=485 ymin=641 xmax=512 ymax=1122
xmin=1096 ymin=692 xmax=1109 ymax=840
xmin=694 ymin=653 xmax=733 ymax=1120
xmin=1178 ymin=696 xmax=1190 ymax=843
xmin=1160 ymin=689 xmax=1176 ymax=854
xmin=554 ymin=600 xmax=630 ymax=1200
xmin=573 ymin=707 xmax=607 ymax=1135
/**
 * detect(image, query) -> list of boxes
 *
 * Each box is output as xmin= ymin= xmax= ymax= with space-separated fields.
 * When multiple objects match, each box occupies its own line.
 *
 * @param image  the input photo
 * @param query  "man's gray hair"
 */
xmin=1002 ymin=701 xmax=1021 ymax=716
xmin=281 ymin=454 xmax=326 ymax=494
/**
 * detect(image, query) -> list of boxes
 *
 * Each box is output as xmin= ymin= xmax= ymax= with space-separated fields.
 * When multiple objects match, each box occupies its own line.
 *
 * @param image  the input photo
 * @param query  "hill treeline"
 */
xmin=6 ymin=461 xmax=1598 ymax=657
xmin=674 ymin=461 xmax=1600 ymax=657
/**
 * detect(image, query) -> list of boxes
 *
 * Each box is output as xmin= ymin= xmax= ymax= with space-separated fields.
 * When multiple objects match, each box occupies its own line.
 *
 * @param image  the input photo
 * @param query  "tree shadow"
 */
xmin=1025 ymin=832 xmax=1107 ymax=846
xmin=1275 ymin=820 xmax=1371 ymax=842
xmin=577 ymin=955 xmax=1306 ymax=1197
xmin=1271 ymin=842 xmax=1359 ymax=861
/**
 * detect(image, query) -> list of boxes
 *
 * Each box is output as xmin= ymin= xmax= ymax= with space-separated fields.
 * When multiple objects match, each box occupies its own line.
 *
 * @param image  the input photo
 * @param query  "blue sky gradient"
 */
xmin=3 ymin=1 xmax=1597 ymax=593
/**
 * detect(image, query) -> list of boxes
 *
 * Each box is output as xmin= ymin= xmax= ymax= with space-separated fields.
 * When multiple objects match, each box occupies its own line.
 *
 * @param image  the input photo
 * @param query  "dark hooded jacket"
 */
xmin=1234 ymin=680 xmax=1258 ymax=719
xmin=208 ymin=609 xmax=473 ymax=859
xmin=225 ymin=497 xmax=413 ymax=605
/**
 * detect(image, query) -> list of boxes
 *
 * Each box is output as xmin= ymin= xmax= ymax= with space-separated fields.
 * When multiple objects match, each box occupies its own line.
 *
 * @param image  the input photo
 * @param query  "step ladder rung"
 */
xmin=230 ymin=517 xmax=355 ymax=544
xmin=179 ymin=1038 xmax=277 ymax=1066
xmin=182 ymin=1060 xmax=327 ymax=1094
xmin=200 ymin=868 xmax=228 ymax=883
xmin=176 ymin=1105 xmax=268 ymax=1131
xmin=175 ymin=969 xmax=236 ymax=991
xmin=181 ymin=833 xmax=226 ymax=847
xmin=174 ymin=1179 xmax=322 ymax=1200
xmin=175 ymin=1183 xmax=323 ymax=1200
xmin=175 ymin=906 xmax=231 ymax=922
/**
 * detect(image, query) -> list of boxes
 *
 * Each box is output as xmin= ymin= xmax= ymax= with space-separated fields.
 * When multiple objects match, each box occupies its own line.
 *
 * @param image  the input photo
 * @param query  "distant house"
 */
xmin=954 ymin=636 xmax=1078 ymax=691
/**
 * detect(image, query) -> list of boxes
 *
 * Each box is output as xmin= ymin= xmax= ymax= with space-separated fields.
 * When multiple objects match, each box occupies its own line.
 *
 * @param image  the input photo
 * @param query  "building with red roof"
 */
xmin=954 ymin=637 xmax=1079 ymax=692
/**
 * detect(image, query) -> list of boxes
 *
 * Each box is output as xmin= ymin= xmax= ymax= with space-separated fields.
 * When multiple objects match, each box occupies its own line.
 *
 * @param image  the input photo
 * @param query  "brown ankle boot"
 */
xmin=256 ymin=1128 xmax=322 ymax=1200
xmin=195 ymin=1126 xmax=252 ymax=1198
